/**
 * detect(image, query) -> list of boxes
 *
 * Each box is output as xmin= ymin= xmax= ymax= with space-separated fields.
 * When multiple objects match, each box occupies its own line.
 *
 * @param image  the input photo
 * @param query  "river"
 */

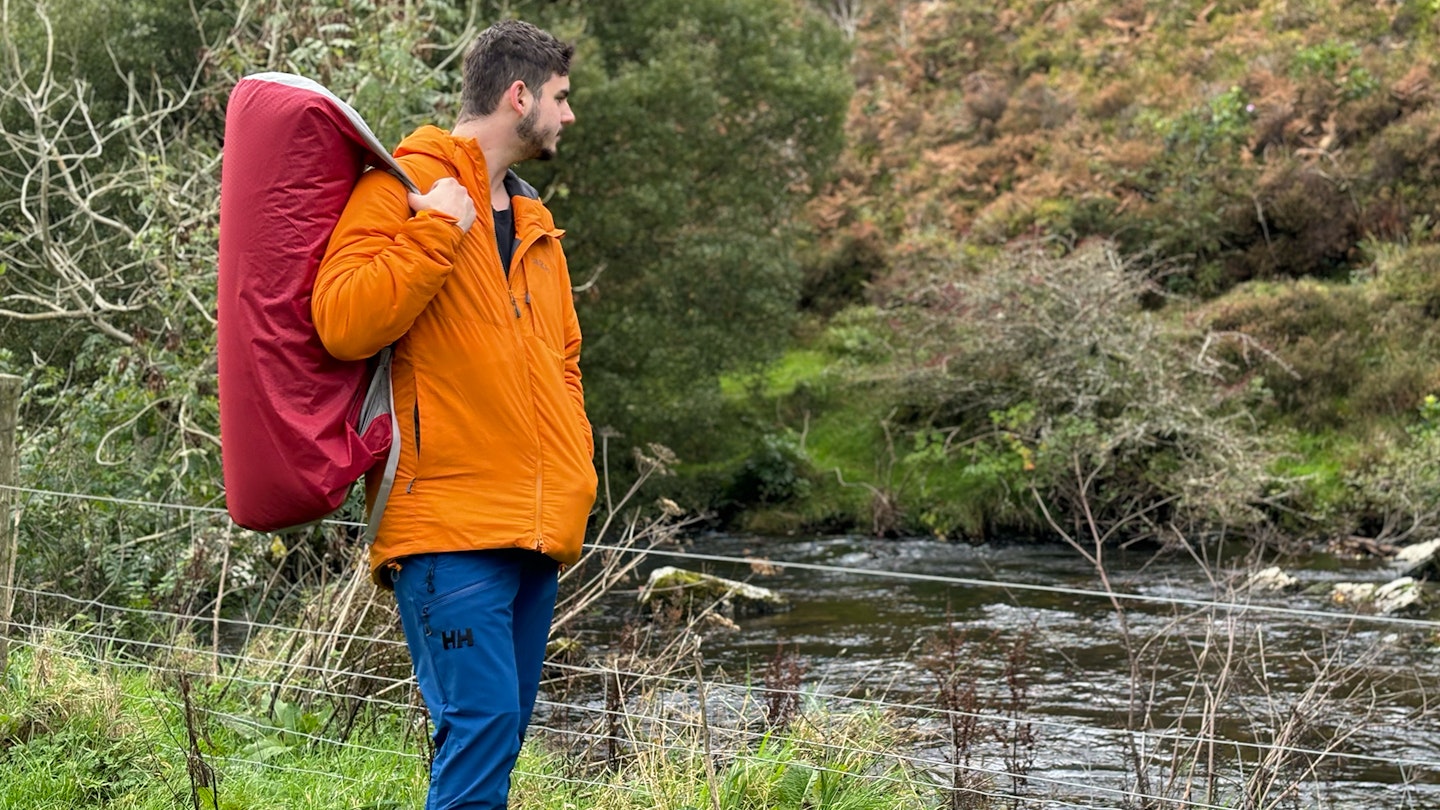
xmin=565 ymin=533 xmax=1440 ymax=809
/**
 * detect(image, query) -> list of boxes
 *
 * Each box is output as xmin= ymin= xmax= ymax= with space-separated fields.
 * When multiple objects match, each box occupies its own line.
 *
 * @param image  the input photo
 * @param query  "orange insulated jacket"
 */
xmin=313 ymin=126 xmax=597 ymax=581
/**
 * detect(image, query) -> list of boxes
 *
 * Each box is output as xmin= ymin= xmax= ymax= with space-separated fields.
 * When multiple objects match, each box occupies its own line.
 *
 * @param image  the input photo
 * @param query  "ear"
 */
xmin=506 ymin=80 xmax=528 ymax=115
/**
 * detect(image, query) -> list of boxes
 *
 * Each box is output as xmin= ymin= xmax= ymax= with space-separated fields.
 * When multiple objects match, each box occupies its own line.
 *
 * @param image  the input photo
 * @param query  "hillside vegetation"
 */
xmin=710 ymin=0 xmax=1440 ymax=546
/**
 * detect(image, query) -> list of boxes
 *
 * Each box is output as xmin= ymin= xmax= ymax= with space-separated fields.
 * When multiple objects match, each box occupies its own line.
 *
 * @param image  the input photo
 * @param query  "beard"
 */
xmin=516 ymin=107 xmax=557 ymax=162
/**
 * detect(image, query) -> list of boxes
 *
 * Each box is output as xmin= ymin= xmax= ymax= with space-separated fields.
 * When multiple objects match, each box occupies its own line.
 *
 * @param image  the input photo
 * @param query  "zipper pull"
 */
xmin=509 ymin=292 xmax=521 ymax=319
xmin=525 ymin=291 xmax=532 ymax=305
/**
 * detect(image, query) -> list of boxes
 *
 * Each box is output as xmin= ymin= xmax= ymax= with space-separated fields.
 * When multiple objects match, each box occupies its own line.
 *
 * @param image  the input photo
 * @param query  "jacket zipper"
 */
xmin=506 ymin=235 xmax=547 ymax=551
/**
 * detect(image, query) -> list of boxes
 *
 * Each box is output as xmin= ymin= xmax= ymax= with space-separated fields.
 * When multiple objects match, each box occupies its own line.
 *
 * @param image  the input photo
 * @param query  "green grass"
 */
xmin=0 ymin=643 xmax=427 ymax=809
xmin=720 ymin=350 xmax=833 ymax=401
xmin=0 ymin=644 xmax=941 ymax=810
xmin=1270 ymin=430 xmax=1365 ymax=512
xmin=712 ymin=338 xmax=1050 ymax=538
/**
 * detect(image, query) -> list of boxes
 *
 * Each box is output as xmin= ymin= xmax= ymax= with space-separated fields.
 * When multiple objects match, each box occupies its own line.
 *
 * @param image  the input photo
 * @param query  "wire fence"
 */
xmin=4 ymin=482 xmax=1440 ymax=809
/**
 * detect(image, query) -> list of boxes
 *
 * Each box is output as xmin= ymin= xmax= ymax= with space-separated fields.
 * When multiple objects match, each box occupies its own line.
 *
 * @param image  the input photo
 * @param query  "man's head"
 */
xmin=460 ymin=20 xmax=572 ymax=118
xmin=457 ymin=20 xmax=576 ymax=162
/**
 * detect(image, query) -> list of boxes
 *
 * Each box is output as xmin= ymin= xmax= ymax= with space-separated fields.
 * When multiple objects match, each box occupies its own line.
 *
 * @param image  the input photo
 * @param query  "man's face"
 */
xmin=517 ymin=73 xmax=574 ymax=162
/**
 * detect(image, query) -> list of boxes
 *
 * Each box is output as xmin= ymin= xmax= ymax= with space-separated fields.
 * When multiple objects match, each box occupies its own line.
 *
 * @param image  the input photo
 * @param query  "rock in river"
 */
xmin=1245 ymin=565 xmax=1300 ymax=593
xmin=639 ymin=566 xmax=789 ymax=620
xmin=1394 ymin=538 xmax=1440 ymax=579
xmin=1330 ymin=577 xmax=1430 ymax=616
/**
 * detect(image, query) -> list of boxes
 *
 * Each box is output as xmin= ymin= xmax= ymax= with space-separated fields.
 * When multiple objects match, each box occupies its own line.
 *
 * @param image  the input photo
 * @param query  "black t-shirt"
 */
xmin=493 ymin=206 xmax=515 ymax=277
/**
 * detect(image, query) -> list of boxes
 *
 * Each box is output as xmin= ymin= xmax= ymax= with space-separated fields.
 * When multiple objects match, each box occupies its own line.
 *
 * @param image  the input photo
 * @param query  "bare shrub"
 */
xmin=1035 ymin=468 xmax=1411 ymax=809
xmin=762 ymin=642 xmax=808 ymax=731
xmin=876 ymin=239 xmax=1278 ymax=542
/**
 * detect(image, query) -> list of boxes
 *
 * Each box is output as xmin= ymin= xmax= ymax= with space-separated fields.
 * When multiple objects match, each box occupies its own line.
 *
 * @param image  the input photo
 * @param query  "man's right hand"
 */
xmin=408 ymin=177 xmax=476 ymax=232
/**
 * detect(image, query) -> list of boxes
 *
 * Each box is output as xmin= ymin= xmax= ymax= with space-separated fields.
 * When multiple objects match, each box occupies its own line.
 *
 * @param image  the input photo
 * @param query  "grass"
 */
xmin=0 ymin=641 xmax=427 ymax=809
xmin=719 ymin=349 xmax=833 ymax=400
xmin=715 ymin=337 xmax=1047 ymax=539
xmin=0 ymin=642 xmax=939 ymax=810
xmin=511 ymin=712 xmax=935 ymax=810
xmin=1270 ymin=430 xmax=1368 ymax=514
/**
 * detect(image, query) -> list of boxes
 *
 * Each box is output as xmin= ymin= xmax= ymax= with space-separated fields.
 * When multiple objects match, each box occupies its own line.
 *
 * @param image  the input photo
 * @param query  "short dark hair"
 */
xmin=459 ymin=20 xmax=573 ymax=119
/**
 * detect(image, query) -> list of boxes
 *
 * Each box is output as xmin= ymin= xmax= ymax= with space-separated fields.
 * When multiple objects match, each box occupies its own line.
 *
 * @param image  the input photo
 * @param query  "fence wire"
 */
xmin=9 ymin=585 xmax=1440 ymax=775
xmin=7 ymin=483 xmax=1438 ymax=631
xmin=4 ymin=483 xmax=1439 ymax=809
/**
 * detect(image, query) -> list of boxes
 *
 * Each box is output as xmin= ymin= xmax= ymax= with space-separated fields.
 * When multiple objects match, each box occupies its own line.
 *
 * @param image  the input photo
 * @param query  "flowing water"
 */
xmin=575 ymin=534 xmax=1440 ymax=808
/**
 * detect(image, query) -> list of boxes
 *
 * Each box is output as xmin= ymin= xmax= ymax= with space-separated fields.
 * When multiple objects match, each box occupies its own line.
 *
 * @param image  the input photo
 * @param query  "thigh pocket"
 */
xmin=417 ymin=560 xmax=517 ymax=714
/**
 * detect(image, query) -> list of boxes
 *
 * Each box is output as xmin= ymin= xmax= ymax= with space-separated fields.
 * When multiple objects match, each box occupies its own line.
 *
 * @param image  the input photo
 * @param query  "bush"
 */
xmin=1197 ymin=270 xmax=1440 ymax=429
xmin=1342 ymin=396 xmax=1440 ymax=542
xmin=727 ymin=432 xmax=815 ymax=507
xmin=865 ymin=241 xmax=1278 ymax=541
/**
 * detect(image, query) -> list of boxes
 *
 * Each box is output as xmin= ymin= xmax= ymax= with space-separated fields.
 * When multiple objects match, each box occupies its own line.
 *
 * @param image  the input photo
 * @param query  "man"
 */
xmin=312 ymin=20 xmax=597 ymax=810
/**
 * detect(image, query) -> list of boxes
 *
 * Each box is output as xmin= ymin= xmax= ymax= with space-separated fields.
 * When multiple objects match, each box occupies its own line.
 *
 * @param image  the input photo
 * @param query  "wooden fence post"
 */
xmin=0 ymin=373 xmax=20 ymax=678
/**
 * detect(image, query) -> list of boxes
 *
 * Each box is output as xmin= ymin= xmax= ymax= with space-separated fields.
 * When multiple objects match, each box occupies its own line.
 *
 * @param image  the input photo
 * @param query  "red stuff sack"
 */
xmin=217 ymin=73 xmax=411 ymax=535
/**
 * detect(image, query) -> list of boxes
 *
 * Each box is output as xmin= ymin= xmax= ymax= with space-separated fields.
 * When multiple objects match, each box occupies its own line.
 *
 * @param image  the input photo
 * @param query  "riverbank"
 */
xmin=672 ymin=241 xmax=1440 ymax=552
xmin=0 ymin=642 xmax=933 ymax=810
xmin=640 ymin=1 xmax=1440 ymax=551
xmin=4 ymin=529 xmax=1439 ymax=808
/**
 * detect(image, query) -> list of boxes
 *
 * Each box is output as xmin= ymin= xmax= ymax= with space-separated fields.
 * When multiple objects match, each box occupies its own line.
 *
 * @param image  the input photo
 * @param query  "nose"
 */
xmin=560 ymin=102 xmax=576 ymax=126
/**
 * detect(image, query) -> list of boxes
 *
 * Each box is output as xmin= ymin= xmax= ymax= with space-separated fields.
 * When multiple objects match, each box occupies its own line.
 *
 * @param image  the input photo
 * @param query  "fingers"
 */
xmin=408 ymin=177 xmax=476 ymax=232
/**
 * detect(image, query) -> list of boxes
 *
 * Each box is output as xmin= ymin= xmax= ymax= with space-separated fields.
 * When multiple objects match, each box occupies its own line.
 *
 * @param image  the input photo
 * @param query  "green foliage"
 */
xmin=0 ymin=646 xmax=428 ymax=809
xmin=716 ymin=727 xmax=908 ymax=810
xmin=1290 ymin=40 xmax=1379 ymax=100
xmin=1118 ymin=86 xmax=1261 ymax=294
xmin=1343 ymin=408 xmax=1440 ymax=542
xmin=1154 ymin=85 xmax=1255 ymax=158
xmin=1417 ymin=394 xmax=1440 ymax=431
xmin=896 ymin=417 xmax=1037 ymax=542
xmin=1371 ymin=237 xmax=1440 ymax=315
xmin=2 ymin=0 xmax=850 ymax=610
xmin=0 ymin=0 xmax=470 ymax=621
xmin=0 ymin=647 xmax=151 ymax=807
xmin=2 ymin=0 xmax=215 ymax=128
xmin=1198 ymin=276 xmax=1440 ymax=429
xmin=1291 ymin=41 xmax=1360 ymax=80
xmin=711 ymin=241 xmax=1291 ymax=541
xmin=815 ymin=307 xmax=894 ymax=365
xmin=517 ymin=0 xmax=852 ymax=454
xmin=727 ymin=432 xmax=814 ymax=507
xmin=214 ymin=0 xmax=469 ymax=145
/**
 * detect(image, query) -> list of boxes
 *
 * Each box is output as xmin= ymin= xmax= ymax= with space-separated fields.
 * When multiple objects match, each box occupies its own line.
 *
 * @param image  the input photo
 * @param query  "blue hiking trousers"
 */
xmin=391 ymin=548 xmax=560 ymax=810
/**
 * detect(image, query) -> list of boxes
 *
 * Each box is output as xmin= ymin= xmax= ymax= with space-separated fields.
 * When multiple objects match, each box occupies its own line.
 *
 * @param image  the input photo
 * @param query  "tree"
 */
xmin=517 ymin=0 xmax=852 ymax=455
xmin=1 ymin=0 xmax=850 ymax=607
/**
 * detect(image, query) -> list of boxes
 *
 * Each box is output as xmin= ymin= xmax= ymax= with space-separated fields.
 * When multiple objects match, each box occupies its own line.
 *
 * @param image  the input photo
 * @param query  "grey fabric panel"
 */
xmin=504 ymin=169 xmax=539 ymax=200
xmin=360 ymin=346 xmax=401 ymax=544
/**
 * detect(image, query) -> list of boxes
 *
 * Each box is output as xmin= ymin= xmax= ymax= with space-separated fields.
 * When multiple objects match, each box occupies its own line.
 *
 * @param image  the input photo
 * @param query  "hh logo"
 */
xmin=535 ymin=259 xmax=551 ymax=272
xmin=441 ymin=628 xmax=474 ymax=650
